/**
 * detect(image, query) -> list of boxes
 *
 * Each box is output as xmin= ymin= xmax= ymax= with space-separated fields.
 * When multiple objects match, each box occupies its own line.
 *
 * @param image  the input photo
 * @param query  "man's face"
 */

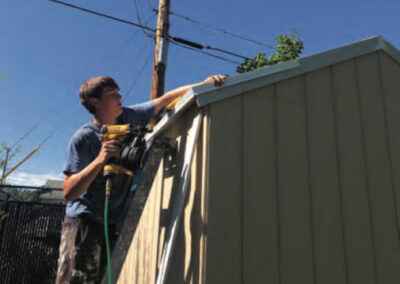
xmin=96 ymin=88 xmax=123 ymax=119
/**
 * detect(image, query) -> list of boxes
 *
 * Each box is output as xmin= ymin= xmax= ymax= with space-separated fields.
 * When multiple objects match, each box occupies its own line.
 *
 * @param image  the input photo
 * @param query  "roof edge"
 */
xmin=145 ymin=91 xmax=196 ymax=141
xmin=193 ymin=36 xmax=397 ymax=107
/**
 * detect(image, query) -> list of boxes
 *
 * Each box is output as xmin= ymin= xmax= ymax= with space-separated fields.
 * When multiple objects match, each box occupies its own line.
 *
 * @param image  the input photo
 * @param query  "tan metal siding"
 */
xmin=331 ymin=59 xmax=377 ymax=284
xmin=275 ymin=76 xmax=315 ymax=284
xmin=242 ymin=86 xmax=280 ymax=284
xmin=117 ymin=160 xmax=164 ymax=284
xmin=305 ymin=66 xmax=347 ymax=284
xmin=117 ymin=50 xmax=400 ymax=284
xmin=207 ymin=96 xmax=243 ymax=284
xmin=355 ymin=52 xmax=400 ymax=284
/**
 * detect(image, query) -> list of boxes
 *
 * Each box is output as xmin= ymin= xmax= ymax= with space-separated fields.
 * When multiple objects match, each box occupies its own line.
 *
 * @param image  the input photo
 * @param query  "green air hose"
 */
xmin=104 ymin=178 xmax=113 ymax=284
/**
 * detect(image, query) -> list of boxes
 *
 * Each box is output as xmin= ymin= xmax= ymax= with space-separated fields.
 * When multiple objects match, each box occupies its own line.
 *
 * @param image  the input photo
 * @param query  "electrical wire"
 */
xmin=48 ymin=0 xmax=156 ymax=33
xmin=157 ymin=8 xmax=275 ymax=49
xmin=133 ymin=0 xmax=153 ymax=38
xmin=48 ymin=0 xmax=250 ymax=61
xmin=169 ymin=39 xmax=241 ymax=65
xmin=124 ymin=45 xmax=153 ymax=100
xmin=9 ymin=122 xmax=40 ymax=151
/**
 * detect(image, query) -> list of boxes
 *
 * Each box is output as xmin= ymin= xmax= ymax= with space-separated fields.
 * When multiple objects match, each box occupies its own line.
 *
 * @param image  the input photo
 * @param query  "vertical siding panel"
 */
xmin=331 ymin=60 xmax=376 ymax=284
xmin=199 ymin=113 xmax=210 ymax=284
xmin=206 ymin=96 xmax=243 ymax=284
xmin=184 ymin=119 xmax=207 ymax=284
xmin=276 ymin=76 xmax=314 ymax=284
xmin=117 ymin=158 xmax=164 ymax=284
xmin=379 ymin=52 xmax=400 ymax=246
xmin=305 ymin=67 xmax=347 ymax=284
xmin=355 ymin=52 xmax=400 ymax=284
xmin=162 ymin=131 xmax=187 ymax=284
xmin=242 ymin=86 xmax=279 ymax=284
xmin=149 ymin=168 xmax=163 ymax=284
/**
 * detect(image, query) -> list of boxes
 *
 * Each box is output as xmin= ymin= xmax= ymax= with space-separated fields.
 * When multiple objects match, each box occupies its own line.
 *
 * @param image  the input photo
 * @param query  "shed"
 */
xmin=111 ymin=36 xmax=400 ymax=284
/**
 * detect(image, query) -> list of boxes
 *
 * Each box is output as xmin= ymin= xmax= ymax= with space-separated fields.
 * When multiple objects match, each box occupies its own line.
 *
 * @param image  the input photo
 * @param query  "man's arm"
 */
xmin=151 ymin=74 xmax=227 ymax=114
xmin=64 ymin=139 xmax=119 ymax=201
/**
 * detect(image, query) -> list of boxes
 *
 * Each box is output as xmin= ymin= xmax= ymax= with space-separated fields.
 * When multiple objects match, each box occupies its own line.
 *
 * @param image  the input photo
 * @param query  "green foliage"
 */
xmin=237 ymin=33 xmax=304 ymax=74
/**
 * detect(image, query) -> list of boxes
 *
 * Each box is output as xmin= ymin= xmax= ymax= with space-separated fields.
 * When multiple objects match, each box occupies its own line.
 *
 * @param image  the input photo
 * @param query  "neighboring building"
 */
xmin=40 ymin=179 xmax=64 ymax=203
xmin=114 ymin=36 xmax=400 ymax=284
xmin=43 ymin=179 xmax=63 ymax=189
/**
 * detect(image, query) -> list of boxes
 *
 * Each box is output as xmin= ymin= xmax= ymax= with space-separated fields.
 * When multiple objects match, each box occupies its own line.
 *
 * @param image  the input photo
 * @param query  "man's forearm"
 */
xmin=152 ymin=82 xmax=203 ymax=113
xmin=63 ymin=157 xmax=105 ymax=201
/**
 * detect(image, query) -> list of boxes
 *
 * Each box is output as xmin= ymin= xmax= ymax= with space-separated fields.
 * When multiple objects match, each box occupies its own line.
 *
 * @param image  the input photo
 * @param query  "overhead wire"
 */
xmin=133 ymin=0 xmax=154 ymax=38
xmin=48 ymin=0 xmax=250 ymax=63
xmin=169 ymin=38 xmax=241 ymax=65
xmin=124 ymin=46 xmax=153 ymax=100
xmin=36 ymin=1 xmax=156 ymax=135
xmin=48 ymin=0 xmax=155 ymax=33
xmin=156 ymin=8 xmax=275 ymax=49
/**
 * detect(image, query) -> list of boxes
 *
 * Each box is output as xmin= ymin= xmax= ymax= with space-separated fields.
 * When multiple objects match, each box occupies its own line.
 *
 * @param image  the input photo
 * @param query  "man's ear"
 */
xmin=88 ymin=97 xmax=100 ymax=109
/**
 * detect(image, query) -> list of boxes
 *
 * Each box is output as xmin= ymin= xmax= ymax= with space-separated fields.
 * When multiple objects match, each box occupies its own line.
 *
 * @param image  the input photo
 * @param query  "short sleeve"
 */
xmin=63 ymin=134 xmax=92 ymax=176
xmin=124 ymin=101 xmax=156 ymax=125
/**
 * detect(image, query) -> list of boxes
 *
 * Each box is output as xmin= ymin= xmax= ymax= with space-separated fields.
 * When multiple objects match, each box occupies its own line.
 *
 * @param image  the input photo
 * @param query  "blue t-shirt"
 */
xmin=63 ymin=102 xmax=155 ymax=224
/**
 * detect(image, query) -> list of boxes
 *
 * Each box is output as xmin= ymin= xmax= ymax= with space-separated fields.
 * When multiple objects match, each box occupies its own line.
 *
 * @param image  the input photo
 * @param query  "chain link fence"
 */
xmin=0 ymin=185 xmax=65 ymax=284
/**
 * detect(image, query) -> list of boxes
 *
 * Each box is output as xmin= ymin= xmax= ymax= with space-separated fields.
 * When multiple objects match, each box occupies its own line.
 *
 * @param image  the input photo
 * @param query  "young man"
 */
xmin=55 ymin=74 xmax=226 ymax=284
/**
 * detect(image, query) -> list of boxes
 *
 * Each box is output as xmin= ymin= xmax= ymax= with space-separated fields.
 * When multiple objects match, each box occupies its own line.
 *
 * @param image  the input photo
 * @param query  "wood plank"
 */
xmin=242 ymin=86 xmax=279 ymax=284
xmin=206 ymin=96 xmax=243 ymax=284
xmin=331 ymin=59 xmax=376 ymax=284
xmin=305 ymin=67 xmax=347 ymax=284
xmin=276 ymin=76 xmax=315 ymax=284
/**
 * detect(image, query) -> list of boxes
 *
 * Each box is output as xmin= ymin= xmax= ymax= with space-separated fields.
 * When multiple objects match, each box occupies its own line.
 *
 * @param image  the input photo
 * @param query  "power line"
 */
xmin=100 ymin=12 xmax=155 ymax=75
xmin=157 ymin=8 xmax=275 ymax=49
xmin=125 ymin=49 xmax=153 ymax=100
xmin=133 ymin=0 xmax=154 ymax=38
xmin=169 ymin=36 xmax=249 ymax=60
xmin=36 ymin=3 xmax=156 ymax=133
xmin=48 ymin=0 xmax=156 ymax=33
xmin=48 ymin=0 xmax=250 ymax=61
xmin=169 ymin=39 xmax=241 ymax=65
xmin=9 ymin=123 xmax=40 ymax=151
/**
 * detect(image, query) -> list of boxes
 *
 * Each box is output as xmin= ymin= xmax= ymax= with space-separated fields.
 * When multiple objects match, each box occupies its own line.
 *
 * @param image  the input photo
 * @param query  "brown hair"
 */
xmin=79 ymin=76 xmax=119 ymax=114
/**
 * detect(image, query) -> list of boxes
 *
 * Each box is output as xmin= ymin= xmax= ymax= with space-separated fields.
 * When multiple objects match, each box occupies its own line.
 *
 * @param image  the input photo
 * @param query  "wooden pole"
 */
xmin=150 ymin=0 xmax=170 ymax=100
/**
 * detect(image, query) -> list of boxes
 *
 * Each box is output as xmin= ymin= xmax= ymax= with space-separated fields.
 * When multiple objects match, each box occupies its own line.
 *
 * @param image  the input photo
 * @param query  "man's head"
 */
xmin=79 ymin=76 xmax=123 ymax=119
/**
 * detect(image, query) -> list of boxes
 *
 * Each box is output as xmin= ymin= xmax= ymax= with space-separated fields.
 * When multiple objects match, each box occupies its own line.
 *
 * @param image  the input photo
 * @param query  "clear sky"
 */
xmin=1 ymin=0 xmax=399 ymax=185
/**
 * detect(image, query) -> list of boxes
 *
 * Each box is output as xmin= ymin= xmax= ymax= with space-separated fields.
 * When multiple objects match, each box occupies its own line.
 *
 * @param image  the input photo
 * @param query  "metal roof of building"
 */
xmin=149 ymin=36 xmax=400 ymax=139
xmin=192 ymin=36 xmax=400 ymax=107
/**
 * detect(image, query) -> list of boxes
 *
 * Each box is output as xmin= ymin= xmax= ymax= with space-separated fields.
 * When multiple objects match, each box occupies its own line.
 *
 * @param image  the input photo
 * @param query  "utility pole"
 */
xmin=150 ymin=0 xmax=170 ymax=99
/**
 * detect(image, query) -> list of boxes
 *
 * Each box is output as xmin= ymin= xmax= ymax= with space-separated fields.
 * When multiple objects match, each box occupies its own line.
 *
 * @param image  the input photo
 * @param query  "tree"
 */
xmin=0 ymin=143 xmax=20 ymax=183
xmin=236 ymin=33 xmax=304 ymax=74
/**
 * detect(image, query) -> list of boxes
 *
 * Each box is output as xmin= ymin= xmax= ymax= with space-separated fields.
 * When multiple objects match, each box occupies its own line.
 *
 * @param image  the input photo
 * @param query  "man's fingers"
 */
xmin=214 ymin=75 xmax=225 ymax=86
xmin=213 ymin=74 xmax=228 ymax=86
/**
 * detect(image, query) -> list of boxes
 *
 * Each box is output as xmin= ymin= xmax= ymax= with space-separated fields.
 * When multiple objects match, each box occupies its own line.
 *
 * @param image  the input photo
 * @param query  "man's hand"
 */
xmin=150 ymin=74 xmax=229 ymax=114
xmin=95 ymin=139 xmax=121 ymax=165
xmin=202 ymin=74 xmax=228 ymax=87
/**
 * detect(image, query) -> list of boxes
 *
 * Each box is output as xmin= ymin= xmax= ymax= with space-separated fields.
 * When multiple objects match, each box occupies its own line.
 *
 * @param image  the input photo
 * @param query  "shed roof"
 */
xmin=149 ymin=36 xmax=400 ymax=138
xmin=193 ymin=36 xmax=400 ymax=107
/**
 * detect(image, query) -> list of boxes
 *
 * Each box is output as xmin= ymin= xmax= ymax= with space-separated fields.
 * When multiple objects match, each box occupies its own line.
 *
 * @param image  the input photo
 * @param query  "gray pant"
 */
xmin=55 ymin=216 xmax=118 ymax=284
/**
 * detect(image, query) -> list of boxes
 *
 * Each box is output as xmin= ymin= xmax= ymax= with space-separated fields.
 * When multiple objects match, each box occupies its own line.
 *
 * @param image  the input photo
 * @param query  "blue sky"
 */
xmin=1 ymin=0 xmax=399 ymax=184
